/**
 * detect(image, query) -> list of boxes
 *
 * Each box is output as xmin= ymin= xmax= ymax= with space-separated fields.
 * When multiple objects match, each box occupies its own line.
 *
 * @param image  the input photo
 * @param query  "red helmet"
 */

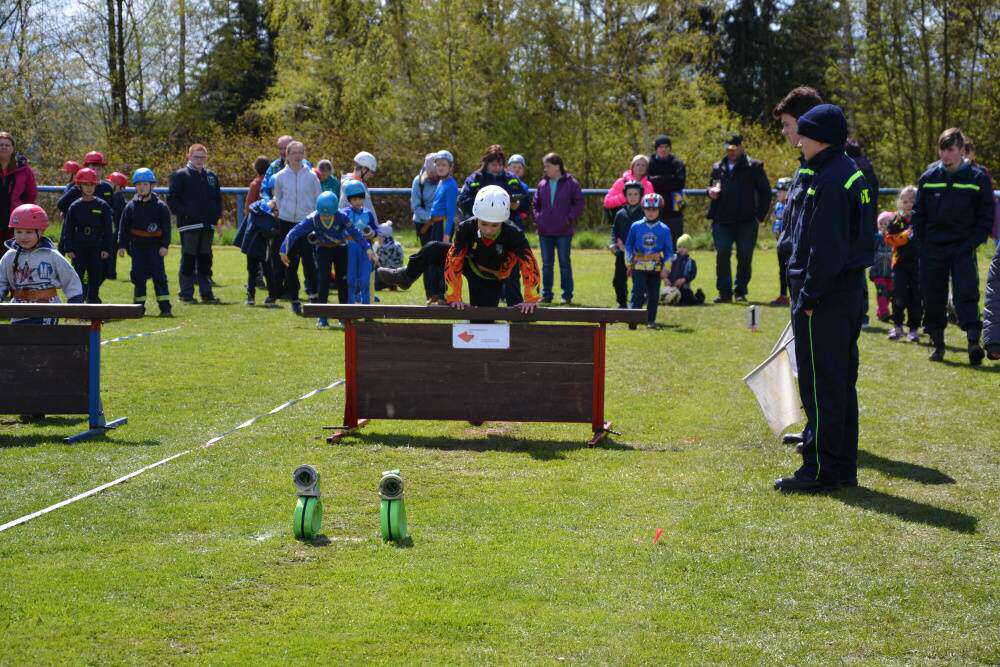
xmin=9 ymin=204 xmax=50 ymax=231
xmin=74 ymin=167 xmax=99 ymax=185
xmin=60 ymin=160 xmax=81 ymax=175
xmin=108 ymin=172 xmax=128 ymax=188
xmin=83 ymin=151 xmax=107 ymax=166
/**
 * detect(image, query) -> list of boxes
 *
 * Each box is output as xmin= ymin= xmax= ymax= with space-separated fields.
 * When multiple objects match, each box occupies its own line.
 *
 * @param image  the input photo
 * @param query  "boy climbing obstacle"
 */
xmin=377 ymin=185 xmax=540 ymax=311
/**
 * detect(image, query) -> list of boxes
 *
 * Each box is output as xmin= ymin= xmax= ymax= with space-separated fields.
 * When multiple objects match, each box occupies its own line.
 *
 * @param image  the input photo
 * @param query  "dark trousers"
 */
xmin=665 ymin=216 xmax=683 ymax=249
xmin=630 ymin=270 xmax=662 ymax=324
xmin=892 ymin=261 xmax=922 ymax=328
xmin=130 ymin=245 xmax=169 ymax=305
xmin=777 ymin=246 xmax=791 ymax=297
xmin=792 ymin=275 xmax=865 ymax=484
xmin=612 ymin=252 xmax=629 ymax=307
xmin=245 ymin=255 xmax=271 ymax=300
xmin=315 ymin=245 xmax=349 ymax=304
xmin=417 ymin=220 xmax=445 ymax=299
xmin=502 ymin=263 xmax=522 ymax=306
xmin=106 ymin=235 xmax=119 ymax=279
xmin=404 ymin=241 xmax=503 ymax=307
xmin=920 ymin=248 xmax=981 ymax=343
xmin=71 ymin=246 xmax=105 ymax=303
xmin=284 ymin=234 xmax=317 ymax=303
xmin=712 ymin=221 xmax=758 ymax=298
xmin=179 ymin=229 xmax=213 ymax=299
xmin=268 ymin=220 xmax=294 ymax=300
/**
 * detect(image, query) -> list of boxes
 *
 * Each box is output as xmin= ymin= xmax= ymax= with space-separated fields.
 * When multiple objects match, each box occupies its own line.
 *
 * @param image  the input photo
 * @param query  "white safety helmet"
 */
xmin=660 ymin=285 xmax=681 ymax=305
xmin=354 ymin=151 xmax=377 ymax=173
xmin=472 ymin=185 xmax=510 ymax=223
xmin=507 ymin=154 xmax=526 ymax=167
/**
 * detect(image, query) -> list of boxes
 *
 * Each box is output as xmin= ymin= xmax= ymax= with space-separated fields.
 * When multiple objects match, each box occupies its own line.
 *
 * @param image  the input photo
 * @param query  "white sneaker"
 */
xmin=907 ymin=328 xmax=920 ymax=342
xmin=888 ymin=326 xmax=903 ymax=340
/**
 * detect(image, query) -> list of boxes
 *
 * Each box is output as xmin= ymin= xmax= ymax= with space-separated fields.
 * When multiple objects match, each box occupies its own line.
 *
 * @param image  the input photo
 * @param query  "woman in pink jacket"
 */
xmin=0 ymin=132 xmax=38 ymax=243
xmin=603 ymin=154 xmax=654 ymax=212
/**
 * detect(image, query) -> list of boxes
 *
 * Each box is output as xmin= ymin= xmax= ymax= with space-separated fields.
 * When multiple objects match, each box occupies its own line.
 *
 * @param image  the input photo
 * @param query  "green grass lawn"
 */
xmin=1 ymin=242 xmax=998 ymax=664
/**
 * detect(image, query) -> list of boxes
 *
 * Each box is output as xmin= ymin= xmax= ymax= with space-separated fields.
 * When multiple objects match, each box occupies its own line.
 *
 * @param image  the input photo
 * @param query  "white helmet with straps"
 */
xmin=472 ymin=185 xmax=510 ymax=223
xmin=354 ymin=151 xmax=377 ymax=173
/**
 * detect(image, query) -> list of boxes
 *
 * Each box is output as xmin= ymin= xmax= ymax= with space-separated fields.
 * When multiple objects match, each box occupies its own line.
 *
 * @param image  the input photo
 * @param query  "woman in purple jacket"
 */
xmin=532 ymin=153 xmax=584 ymax=304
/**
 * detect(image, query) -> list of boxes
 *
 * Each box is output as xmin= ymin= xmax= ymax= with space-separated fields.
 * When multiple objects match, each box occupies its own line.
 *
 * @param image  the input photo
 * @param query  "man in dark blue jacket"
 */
xmin=911 ymin=128 xmax=995 ymax=365
xmin=706 ymin=134 xmax=772 ymax=302
xmin=647 ymin=135 xmax=686 ymax=243
xmin=167 ymin=144 xmax=222 ymax=303
xmin=776 ymin=104 xmax=874 ymax=493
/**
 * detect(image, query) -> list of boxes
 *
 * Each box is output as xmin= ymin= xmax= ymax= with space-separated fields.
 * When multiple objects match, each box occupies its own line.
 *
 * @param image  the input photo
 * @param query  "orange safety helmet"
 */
xmin=83 ymin=151 xmax=107 ymax=166
xmin=108 ymin=171 xmax=128 ymax=188
xmin=8 ymin=204 xmax=50 ymax=230
xmin=74 ymin=167 xmax=99 ymax=185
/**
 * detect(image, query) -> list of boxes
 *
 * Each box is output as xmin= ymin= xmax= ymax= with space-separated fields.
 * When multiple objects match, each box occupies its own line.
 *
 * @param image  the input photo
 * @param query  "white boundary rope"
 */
xmin=0 ymin=379 xmax=344 ymax=534
xmin=101 ymin=326 xmax=181 ymax=346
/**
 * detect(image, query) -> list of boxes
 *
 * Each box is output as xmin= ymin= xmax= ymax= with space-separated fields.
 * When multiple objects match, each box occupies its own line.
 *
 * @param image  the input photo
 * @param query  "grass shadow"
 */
xmin=941 ymin=358 xmax=1000 ymax=373
xmin=858 ymin=450 xmax=955 ymax=485
xmin=833 ymin=486 xmax=977 ymax=534
xmin=0 ymin=433 xmax=162 ymax=449
xmin=1 ymin=416 xmax=88 ymax=427
xmin=343 ymin=430 xmax=634 ymax=461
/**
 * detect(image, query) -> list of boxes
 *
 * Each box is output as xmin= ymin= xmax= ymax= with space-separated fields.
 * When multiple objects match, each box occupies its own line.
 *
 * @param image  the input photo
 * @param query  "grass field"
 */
xmin=1 ymin=240 xmax=998 ymax=664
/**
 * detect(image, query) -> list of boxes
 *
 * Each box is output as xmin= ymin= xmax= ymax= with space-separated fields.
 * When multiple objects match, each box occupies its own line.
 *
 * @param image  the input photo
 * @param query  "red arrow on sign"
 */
xmin=457 ymin=331 xmax=475 ymax=343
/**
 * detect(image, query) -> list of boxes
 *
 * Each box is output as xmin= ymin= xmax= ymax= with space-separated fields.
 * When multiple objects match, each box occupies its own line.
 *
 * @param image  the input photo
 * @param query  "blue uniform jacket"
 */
xmin=911 ymin=159 xmax=994 ymax=255
xmin=279 ymin=209 xmax=369 ymax=255
xmin=668 ymin=253 xmax=697 ymax=284
xmin=787 ymin=146 xmax=876 ymax=311
xmin=234 ymin=200 xmax=278 ymax=259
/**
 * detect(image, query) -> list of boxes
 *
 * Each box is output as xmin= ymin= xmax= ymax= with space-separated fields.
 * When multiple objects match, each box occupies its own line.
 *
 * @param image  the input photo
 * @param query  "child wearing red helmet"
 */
xmin=60 ymin=161 xmax=81 ymax=190
xmin=0 ymin=204 xmax=84 ymax=325
xmin=105 ymin=171 xmax=129 ymax=280
xmin=63 ymin=168 xmax=113 ymax=303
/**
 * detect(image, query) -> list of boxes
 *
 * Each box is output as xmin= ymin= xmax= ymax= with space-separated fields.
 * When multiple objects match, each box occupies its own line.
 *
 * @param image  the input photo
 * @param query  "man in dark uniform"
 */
xmin=775 ymin=104 xmax=875 ymax=493
xmin=647 ymin=135 xmax=687 ymax=243
xmin=911 ymin=128 xmax=994 ymax=365
xmin=771 ymin=86 xmax=823 ymax=448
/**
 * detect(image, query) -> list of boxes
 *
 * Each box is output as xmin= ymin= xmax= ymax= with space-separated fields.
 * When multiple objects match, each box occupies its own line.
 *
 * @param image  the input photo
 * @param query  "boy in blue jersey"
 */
xmin=626 ymin=193 xmax=674 ymax=329
xmin=770 ymin=177 xmax=793 ymax=305
xmin=280 ymin=190 xmax=373 ymax=327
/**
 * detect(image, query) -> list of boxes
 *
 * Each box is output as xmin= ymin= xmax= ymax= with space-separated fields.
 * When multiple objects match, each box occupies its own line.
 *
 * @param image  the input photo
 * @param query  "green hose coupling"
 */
xmin=379 ymin=470 xmax=408 ymax=542
xmin=292 ymin=465 xmax=322 ymax=540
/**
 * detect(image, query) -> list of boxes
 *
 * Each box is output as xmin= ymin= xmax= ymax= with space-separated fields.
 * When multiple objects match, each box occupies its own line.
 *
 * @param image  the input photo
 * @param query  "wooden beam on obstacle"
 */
xmin=302 ymin=305 xmax=640 ymax=445
xmin=302 ymin=303 xmax=646 ymax=324
xmin=0 ymin=304 xmax=144 ymax=442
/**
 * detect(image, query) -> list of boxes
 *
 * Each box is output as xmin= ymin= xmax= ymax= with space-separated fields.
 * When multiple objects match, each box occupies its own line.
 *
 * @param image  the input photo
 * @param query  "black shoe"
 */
xmin=628 ymin=323 xmax=637 ymax=330
xmin=159 ymin=303 xmax=173 ymax=317
xmin=201 ymin=294 xmax=221 ymax=304
xmin=376 ymin=267 xmax=416 ymax=290
xmin=929 ymin=346 xmax=945 ymax=362
xmin=264 ymin=297 xmax=278 ymax=307
xmin=713 ymin=295 xmax=732 ymax=304
xmin=774 ymin=475 xmax=851 ymax=493
xmin=178 ymin=295 xmax=195 ymax=303
xmin=734 ymin=295 xmax=748 ymax=303
xmin=987 ymin=344 xmax=1000 ymax=361
xmin=968 ymin=341 xmax=985 ymax=366
xmin=291 ymin=301 xmax=302 ymax=316
xmin=782 ymin=432 xmax=804 ymax=445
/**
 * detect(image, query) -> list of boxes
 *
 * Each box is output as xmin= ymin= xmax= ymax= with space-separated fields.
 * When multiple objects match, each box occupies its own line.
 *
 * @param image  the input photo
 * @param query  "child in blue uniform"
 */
xmin=280 ymin=190 xmax=372 ymax=327
xmin=770 ymin=177 xmax=793 ymax=305
xmin=611 ymin=181 xmax=644 ymax=308
xmin=63 ymin=168 xmax=113 ymax=303
xmin=118 ymin=168 xmax=172 ymax=316
xmin=626 ymin=193 xmax=673 ymax=329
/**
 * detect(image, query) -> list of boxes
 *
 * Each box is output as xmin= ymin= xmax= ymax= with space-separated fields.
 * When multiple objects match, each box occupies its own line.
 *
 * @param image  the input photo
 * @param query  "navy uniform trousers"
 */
xmin=130 ymin=245 xmax=170 ymax=305
xmin=920 ymin=247 xmax=982 ymax=343
xmin=791 ymin=270 xmax=865 ymax=484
